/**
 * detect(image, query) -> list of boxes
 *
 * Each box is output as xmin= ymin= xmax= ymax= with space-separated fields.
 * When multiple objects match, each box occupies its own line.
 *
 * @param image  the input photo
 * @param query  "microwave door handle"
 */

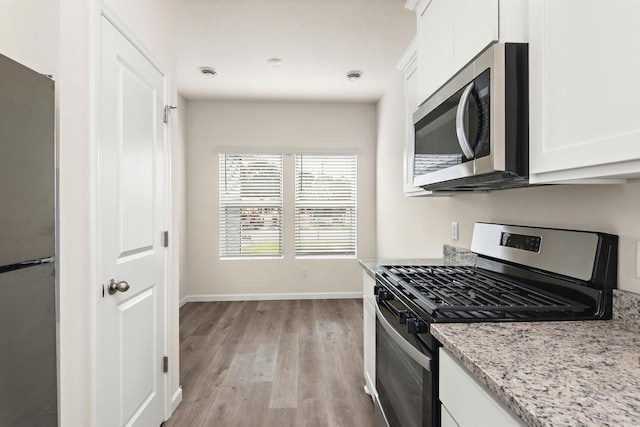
xmin=455 ymin=82 xmax=476 ymax=160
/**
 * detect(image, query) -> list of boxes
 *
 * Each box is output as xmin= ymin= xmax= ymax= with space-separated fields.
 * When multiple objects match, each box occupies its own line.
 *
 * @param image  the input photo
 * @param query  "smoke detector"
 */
xmin=346 ymin=70 xmax=363 ymax=81
xmin=200 ymin=67 xmax=217 ymax=78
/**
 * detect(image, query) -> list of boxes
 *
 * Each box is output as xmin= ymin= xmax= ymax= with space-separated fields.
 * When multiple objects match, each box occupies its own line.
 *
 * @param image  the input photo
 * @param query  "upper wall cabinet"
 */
xmin=397 ymin=39 xmax=449 ymax=197
xmin=397 ymin=38 xmax=428 ymax=196
xmin=528 ymin=1 xmax=640 ymax=183
xmin=408 ymin=0 xmax=527 ymax=108
xmin=416 ymin=0 xmax=456 ymax=108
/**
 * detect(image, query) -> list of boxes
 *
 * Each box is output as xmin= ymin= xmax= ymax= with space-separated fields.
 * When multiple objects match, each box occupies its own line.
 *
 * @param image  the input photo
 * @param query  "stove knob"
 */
xmin=407 ymin=319 xmax=427 ymax=334
xmin=398 ymin=310 xmax=409 ymax=324
xmin=376 ymin=289 xmax=390 ymax=303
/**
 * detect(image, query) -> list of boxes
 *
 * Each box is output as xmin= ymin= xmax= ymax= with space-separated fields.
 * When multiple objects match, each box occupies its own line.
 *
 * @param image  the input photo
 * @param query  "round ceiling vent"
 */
xmin=200 ymin=67 xmax=217 ymax=78
xmin=346 ymin=70 xmax=363 ymax=81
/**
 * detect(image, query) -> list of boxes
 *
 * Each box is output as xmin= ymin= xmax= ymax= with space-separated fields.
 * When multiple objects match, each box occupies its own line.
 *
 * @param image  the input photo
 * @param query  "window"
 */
xmin=219 ymin=153 xmax=283 ymax=258
xmin=295 ymin=154 xmax=357 ymax=257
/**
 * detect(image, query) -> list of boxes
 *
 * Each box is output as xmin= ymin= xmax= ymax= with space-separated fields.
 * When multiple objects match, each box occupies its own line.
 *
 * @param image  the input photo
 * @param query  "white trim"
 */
xmin=184 ymin=292 xmax=363 ymax=303
xmin=396 ymin=37 xmax=417 ymax=72
xmin=179 ymin=296 xmax=190 ymax=308
xmin=170 ymin=386 xmax=183 ymax=414
xmin=215 ymin=146 xmax=360 ymax=155
xmin=89 ymin=2 xmax=99 ymax=426
xmin=162 ymin=68 xmax=173 ymax=422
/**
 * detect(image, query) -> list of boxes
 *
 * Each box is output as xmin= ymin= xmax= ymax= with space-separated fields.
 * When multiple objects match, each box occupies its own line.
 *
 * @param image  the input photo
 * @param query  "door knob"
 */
xmin=108 ymin=279 xmax=130 ymax=295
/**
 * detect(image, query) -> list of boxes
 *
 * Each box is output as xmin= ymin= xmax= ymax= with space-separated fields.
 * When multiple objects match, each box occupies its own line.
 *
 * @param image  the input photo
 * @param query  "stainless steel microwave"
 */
xmin=412 ymin=43 xmax=528 ymax=192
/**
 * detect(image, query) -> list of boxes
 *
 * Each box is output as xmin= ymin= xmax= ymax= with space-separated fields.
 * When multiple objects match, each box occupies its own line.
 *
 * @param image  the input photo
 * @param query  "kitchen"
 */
xmin=1 ymin=0 xmax=640 ymax=426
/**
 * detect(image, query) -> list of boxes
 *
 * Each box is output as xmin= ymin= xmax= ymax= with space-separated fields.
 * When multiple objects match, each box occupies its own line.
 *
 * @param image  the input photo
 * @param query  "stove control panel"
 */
xmin=500 ymin=232 xmax=541 ymax=253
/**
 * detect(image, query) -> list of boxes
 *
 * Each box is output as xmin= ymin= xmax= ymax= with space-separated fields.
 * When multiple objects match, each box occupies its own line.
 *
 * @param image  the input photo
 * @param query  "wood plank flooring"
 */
xmin=164 ymin=299 xmax=374 ymax=427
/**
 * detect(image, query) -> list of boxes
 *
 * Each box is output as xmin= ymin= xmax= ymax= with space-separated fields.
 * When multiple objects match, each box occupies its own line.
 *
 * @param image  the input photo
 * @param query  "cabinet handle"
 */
xmin=455 ymin=82 xmax=476 ymax=160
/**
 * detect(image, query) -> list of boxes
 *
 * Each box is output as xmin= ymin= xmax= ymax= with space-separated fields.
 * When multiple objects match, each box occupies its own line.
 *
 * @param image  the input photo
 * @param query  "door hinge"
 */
xmin=163 ymin=356 xmax=169 ymax=373
xmin=162 ymin=231 xmax=169 ymax=248
xmin=164 ymin=105 xmax=177 ymax=124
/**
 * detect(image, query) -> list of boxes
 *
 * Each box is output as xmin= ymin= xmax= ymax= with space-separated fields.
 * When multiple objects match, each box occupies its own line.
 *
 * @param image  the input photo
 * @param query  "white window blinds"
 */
xmin=295 ymin=154 xmax=357 ymax=257
xmin=219 ymin=153 xmax=283 ymax=258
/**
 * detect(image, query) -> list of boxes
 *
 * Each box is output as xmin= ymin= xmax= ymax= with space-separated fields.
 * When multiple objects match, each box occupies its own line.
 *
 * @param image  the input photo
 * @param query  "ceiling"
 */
xmin=177 ymin=0 xmax=416 ymax=102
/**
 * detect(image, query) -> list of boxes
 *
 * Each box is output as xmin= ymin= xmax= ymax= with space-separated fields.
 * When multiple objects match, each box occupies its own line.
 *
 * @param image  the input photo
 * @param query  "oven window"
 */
xmin=376 ymin=318 xmax=433 ymax=427
xmin=414 ymin=97 xmax=466 ymax=176
xmin=413 ymin=69 xmax=491 ymax=177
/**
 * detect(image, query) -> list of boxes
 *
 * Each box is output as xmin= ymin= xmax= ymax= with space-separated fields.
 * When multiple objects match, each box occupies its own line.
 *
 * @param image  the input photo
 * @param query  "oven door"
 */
xmin=412 ymin=68 xmax=491 ymax=189
xmin=375 ymin=297 xmax=438 ymax=427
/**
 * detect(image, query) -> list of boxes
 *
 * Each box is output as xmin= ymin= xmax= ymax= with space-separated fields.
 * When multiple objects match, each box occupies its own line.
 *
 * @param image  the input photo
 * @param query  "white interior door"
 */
xmin=98 ymin=15 xmax=167 ymax=427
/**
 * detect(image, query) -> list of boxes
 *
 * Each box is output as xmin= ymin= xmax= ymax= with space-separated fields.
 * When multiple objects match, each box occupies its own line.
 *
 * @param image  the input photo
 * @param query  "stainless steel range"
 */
xmin=373 ymin=223 xmax=618 ymax=427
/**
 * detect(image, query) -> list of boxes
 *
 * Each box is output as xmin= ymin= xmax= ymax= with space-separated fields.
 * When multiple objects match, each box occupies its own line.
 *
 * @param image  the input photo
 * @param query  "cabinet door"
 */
xmin=441 ymin=404 xmax=461 ymax=427
xmin=453 ymin=0 xmax=499 ymax=69
xmin=529 ymin=0 xmax=640 ymax=182
xmin=400 ymin=42 xmax=429 ymax=196
xmin=363 ymin=297 xmax=376 ymax=397
xmin=363 ymin=271 xmax=375 ymax=305
xmin=440 ymin=349 xmax=526 ymax=427
xmin=417 ymin=0 xmax=454 ymax=104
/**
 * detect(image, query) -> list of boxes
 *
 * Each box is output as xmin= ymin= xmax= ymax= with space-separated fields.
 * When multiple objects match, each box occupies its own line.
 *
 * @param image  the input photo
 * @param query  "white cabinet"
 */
xmin=410 ymin=0 xmax=526 ymax=107
xmin=453 ymin=0 xmax=499 ymax=69
xmin=398 ymin=39 xmax=430 ymax=196
xmin=397 ymin=39 xmax=452 ymax=197
xmin=362 ymin=271 xmax=376 ymax=397
xmin=441 ymin=405 xmax=460 ymax=427
xmin=439 ymin=348 xmax=526 ymax=427
xmin=528 ymin=1 xmax=640 ymax=183
xmin=416 ymin=0 xmax=455 ymax=104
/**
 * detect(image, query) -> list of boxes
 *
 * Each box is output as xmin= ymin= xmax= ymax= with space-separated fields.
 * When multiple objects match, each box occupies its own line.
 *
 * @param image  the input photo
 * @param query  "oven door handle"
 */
xmin=375 ymin=303 xmax=432 ymax=372
xmin=455 ymin=81 xmax=476 ymax=160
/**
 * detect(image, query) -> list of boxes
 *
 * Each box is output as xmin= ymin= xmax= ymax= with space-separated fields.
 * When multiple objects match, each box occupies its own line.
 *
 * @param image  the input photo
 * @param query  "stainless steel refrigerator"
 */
xmin=0 ymin=53 xmax=57 ymax=426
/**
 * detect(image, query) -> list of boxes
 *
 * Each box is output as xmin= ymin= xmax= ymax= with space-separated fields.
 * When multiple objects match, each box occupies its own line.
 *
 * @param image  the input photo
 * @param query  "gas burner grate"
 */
xmin=381 ymin=266 xmax=589 ymax=320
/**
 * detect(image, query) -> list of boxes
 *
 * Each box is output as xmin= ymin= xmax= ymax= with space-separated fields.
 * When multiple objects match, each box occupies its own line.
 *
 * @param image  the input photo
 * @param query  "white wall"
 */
xmin=0 ymin=0 xmax=60 ymax=75
xmin=377 ymin=73 xmax=640 ymax=294
xmin=57 ymin=0 xmax=183 ymax=425
xmin=186 ymin=100 xmax=377 ymax=298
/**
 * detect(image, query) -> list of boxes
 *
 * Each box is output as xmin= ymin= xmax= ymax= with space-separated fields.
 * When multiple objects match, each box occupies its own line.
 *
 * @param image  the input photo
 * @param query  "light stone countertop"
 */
xmin=431 ymin=319 xmax=640 ymax=427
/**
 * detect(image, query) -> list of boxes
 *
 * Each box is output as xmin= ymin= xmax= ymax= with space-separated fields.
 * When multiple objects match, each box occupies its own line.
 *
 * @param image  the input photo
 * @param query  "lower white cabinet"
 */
xmin=363 ymin=272 xmax=376 ymax=397
xmin=441 ymin=404 xmax=460 ymax=427
xmin=439 ymin=348 xmax=526 ymax=427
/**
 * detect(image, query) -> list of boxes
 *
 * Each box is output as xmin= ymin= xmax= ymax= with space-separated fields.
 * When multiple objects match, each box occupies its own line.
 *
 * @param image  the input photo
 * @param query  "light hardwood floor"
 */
xmin=164 ymin=299 xmax=374 ymax=427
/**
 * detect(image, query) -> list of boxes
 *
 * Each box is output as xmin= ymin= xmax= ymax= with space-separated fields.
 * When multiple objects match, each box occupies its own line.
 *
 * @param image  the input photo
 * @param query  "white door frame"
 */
xmin=90 ymin=1 xmax=173 ymax=425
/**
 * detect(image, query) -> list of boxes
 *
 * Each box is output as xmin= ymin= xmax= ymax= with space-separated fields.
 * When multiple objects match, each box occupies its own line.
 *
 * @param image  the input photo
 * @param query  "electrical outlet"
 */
xmin=451 ymin=222 xmax=459 ymax=241
xmin=636 ymin=241 xmax=640 ymax=279
xmin=302 ymin=267 xmax=308 ymax=278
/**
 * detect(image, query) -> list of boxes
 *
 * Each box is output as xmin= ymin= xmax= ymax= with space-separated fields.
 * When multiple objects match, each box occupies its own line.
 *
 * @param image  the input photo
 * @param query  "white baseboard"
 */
xmin=181 ymin=291 xmax=362 ymax=303
xmin=171 ymin=386 xmax=182 ymax=414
